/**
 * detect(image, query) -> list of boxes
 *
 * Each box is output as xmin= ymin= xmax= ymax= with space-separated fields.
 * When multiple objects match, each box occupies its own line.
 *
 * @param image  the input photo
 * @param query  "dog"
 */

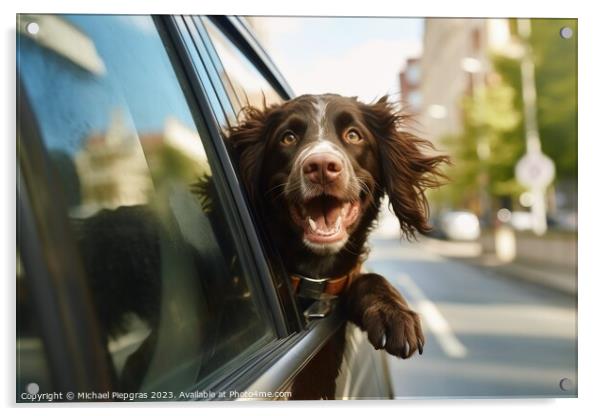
xmin=227 ymin=94 xmax=448 ymax=360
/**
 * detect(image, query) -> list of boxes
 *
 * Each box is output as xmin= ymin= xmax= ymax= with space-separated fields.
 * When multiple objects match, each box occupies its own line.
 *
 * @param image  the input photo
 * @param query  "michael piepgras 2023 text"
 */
xmin=21 ymin=390 xmax=292 ymax=401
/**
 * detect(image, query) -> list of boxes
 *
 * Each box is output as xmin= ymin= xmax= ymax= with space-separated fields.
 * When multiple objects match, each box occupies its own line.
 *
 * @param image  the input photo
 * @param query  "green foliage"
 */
xmin=501 ymin=19 xmax=577 ymax=180
xmin=435 ymin=77 xmax=524 ymax=209
xmin=435 ymin=19 xmax=577 ymax=211
xmin=531 ymin=19 xmax=577 ymax=180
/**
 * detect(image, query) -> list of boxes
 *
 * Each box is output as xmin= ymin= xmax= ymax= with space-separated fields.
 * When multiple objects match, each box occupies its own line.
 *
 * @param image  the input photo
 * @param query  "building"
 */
xmin=399 ymin=57 xmax=422 ymax=114
xmin=74 ymin=110 xmax=208 ymax=218
xmin=403 ymin=18 xmax=514 ymax=146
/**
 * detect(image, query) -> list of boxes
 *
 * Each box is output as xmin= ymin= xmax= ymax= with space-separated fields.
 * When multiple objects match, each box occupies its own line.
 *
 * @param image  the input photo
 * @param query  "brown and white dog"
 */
xmin=227 ymin=94 xmax=448 ymax=360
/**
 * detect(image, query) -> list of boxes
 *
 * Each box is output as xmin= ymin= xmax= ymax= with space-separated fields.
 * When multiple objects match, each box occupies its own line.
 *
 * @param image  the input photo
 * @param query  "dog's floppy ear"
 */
xmin=361 ymin=96 xmax=449 ymax=238
xmin=226 ymin=106 xmax=274 ymax=202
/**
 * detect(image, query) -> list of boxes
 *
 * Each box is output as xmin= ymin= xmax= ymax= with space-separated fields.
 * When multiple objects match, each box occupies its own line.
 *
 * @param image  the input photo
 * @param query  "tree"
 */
xmin=530 ymin=19 xmax=577 ymax=181
xmin=433 ymin=75 xmax=523 ymax=213
xmin=432 ymin=19 xmax=577 ymax=215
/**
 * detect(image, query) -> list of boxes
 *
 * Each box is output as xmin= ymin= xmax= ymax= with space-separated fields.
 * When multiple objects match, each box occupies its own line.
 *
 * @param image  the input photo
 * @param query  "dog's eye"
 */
xmin=280 ymin=131 xmax=298 ymax=146
xmin=344 ymin=129 xmax=363 ymax=144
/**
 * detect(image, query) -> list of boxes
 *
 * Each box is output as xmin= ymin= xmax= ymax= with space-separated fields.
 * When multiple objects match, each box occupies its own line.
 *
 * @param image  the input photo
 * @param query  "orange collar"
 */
xmin=289 ymin=263 xmax=361 ymax=300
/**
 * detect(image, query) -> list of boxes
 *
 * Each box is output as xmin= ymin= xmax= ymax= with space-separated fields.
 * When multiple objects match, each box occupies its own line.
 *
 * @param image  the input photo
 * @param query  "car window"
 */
xmin=201 ymin=17 xmax=283 ymax=113
xmin=198 ymin=18 xmax=307 ymax=326
xmin=17 ymin=14 xmax=277 ymax=395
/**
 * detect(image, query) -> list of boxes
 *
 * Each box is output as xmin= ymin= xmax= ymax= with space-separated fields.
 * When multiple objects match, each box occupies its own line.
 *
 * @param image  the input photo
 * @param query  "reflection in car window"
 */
xmin=17 ymin=14 xmax=276 ymax=395
xmin=202 ymin=17 xmax=283 ymax=113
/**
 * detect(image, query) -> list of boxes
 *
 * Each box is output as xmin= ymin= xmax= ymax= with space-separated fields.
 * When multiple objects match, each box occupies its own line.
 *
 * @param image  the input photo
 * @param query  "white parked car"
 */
xmin=509 ymin=211 xmax=535 ymax=231
xmin=439 ymin=211 xmax=481 ymax=241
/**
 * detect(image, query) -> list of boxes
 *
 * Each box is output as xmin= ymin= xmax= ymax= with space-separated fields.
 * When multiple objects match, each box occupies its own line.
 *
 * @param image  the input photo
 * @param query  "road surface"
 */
xmin=366 ymin=237 xmax=577 ymax=398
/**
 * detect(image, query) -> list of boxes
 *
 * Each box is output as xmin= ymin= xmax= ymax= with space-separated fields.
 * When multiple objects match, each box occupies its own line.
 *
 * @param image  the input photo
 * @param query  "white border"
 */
xmin=3 ymin=0 xmax=600 ymax=415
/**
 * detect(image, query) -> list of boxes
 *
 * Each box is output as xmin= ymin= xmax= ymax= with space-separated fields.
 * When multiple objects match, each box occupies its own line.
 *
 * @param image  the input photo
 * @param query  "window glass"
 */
xmin=199 ymin=19 xmax=303 ymax=331
xmin=16 ymin=252 xmax=54 ymax=399
xmin=202 ymin=17 xmax=283 ymax=113
xmin=17 ymin=14 xmax=276 ymax=396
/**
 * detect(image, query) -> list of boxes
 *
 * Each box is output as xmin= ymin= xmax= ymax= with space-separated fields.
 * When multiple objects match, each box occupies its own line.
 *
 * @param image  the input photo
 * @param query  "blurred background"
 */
xmin=250 ymin=16 xmax=577 ymax=397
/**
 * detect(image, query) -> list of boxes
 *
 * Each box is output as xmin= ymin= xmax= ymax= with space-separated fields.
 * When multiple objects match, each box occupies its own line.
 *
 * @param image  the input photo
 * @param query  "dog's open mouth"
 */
xmin=290 ymin=195 xmax=360 ymax=246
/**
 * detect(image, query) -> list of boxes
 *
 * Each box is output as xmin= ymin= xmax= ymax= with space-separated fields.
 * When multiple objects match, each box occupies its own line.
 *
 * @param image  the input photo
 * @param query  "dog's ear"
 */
xmin=361 ymin=96 xmax=449 ymax=238
xmin=226 ymin=106 xmax=274 ymax=202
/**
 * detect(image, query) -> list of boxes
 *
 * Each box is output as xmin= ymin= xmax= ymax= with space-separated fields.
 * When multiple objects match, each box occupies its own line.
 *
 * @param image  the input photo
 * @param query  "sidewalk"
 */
xmin=419 ymin=236 xmax=577 ymax=296
xmin=465 ymin=254 xmax=576 ymax=296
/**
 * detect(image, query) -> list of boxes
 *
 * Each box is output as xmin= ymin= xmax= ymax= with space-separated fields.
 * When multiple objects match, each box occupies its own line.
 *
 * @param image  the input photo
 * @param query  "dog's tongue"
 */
xmin=292 ymin=196 xmax=360 ymax=245
xmin=305 ymin=197 xmax=342 ymax=229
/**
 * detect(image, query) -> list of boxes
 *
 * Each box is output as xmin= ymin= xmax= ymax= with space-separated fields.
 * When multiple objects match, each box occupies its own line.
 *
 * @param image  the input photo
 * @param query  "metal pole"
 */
xmin=517 ymin=18 xmax=547 ymax=235
xmin=517 ymin=19 xmax=542 ymax=155
xmin=474 ymin=67 xmax=491 ymax=226
xmin=464 ymin=49 xmax=491 ymax=225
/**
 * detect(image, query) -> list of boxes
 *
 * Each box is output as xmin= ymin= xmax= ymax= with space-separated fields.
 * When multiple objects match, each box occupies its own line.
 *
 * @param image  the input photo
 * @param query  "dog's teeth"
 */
xmin=308 ymin=218 xmax=317 ymax=232
xmin=334 ymin=215 xmax=342 ymax=232
xmin=380 ymin=334 xmax=387 ymax=349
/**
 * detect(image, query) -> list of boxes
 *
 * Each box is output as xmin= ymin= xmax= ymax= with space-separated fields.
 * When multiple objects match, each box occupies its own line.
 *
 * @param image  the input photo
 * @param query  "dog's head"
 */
xmin=227 ymin=94 xmax=448 ymax=256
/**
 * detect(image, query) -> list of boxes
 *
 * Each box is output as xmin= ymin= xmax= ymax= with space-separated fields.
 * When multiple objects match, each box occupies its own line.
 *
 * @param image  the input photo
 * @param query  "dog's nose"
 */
xmin=303 ymin=153 xmax=343 ymax=184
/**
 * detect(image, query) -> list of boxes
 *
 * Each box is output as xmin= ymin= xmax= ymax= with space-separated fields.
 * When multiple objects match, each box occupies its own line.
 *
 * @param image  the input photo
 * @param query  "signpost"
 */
xmin=516 ymin=152 xmax=555 ymax=190
xmin=515 ymin=19 xmax=556 ymax=236
xmin=515 ymin=152 xmax=555 ymax=235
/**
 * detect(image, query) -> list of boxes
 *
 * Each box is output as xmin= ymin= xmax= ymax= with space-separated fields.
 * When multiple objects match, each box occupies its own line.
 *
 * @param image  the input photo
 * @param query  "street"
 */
xmin=366 ymin=236 xmax=577 ymax=398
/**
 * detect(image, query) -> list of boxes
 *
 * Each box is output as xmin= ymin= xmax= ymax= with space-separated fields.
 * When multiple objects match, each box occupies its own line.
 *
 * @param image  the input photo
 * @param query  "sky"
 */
xmin=250 ymin=17 xmax=424 ymax=103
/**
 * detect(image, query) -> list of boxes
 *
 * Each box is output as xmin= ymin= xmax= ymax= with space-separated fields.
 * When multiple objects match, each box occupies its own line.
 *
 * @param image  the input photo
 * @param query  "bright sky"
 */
xmin=250 ymin=17 xmax=424 ymax=103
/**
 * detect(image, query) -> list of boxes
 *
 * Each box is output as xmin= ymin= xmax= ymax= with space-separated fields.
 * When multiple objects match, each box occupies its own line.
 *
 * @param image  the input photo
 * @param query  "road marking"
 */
xmin=397 ymin=274 xmax=468 ymax=359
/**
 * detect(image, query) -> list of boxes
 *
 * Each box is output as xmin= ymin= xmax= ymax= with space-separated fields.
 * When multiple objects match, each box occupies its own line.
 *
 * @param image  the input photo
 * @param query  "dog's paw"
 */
xmin=362 ymin=301 xmax=425 ymax=359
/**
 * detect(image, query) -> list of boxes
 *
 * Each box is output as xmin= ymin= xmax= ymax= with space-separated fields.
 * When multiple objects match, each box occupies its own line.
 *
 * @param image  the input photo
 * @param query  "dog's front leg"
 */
xmin=344 ymin=273 xmax=425 ymax=358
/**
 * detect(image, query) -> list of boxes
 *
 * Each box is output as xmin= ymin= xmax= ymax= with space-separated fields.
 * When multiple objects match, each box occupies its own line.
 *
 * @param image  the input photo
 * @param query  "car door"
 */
xmin=16 ymin=14 xmax=392 ymax=401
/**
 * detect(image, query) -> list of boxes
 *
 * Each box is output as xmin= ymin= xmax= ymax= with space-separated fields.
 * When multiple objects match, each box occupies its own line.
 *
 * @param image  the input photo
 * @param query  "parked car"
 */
xmin=508 ymin=211 xmax=535 ymax=232
xmin=433 ymin=211 xmax=481 ymax=241
xmin=17 ymin=15 xmax=392 ymax=401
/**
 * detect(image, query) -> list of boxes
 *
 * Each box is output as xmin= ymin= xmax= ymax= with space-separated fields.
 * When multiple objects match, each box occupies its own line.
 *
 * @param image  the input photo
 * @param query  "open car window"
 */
xmin=201 ymin=17 xmax=284 ymax=112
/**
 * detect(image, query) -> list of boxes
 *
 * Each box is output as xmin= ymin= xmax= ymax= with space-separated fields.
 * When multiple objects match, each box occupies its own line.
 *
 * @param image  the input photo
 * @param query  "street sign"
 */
xmin=515 ymin=152 xmax=555 ymax=189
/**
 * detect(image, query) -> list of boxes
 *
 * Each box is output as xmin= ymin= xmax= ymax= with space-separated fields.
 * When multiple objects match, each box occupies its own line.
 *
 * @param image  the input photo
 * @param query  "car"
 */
xmin=508 ymin=211 xmax=535 ymax=232
xmin=16 ymin=15 xmax=392 ymax=401
xmin=435 ymin=211 xmax=481 ymax=241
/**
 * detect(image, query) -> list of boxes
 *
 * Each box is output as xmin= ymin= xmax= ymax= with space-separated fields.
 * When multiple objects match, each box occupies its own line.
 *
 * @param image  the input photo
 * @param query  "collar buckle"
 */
xmin=297 ymin=275 xmax=329 ymax=300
